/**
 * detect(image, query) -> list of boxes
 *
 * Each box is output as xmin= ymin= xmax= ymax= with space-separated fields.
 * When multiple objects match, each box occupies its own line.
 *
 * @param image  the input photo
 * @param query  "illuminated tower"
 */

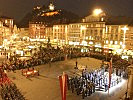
xmin=49 ymin=0 xmax=55 ymax=11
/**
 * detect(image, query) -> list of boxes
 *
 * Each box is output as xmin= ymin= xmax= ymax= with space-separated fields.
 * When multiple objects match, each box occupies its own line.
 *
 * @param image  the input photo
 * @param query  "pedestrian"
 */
xmin=92 ymin=83 xmax=95 ymax=93
xmin=71 ymin=84 xmax=74 ymax=93
xmin=82 ymin=89 xmax=85 ymax=99
xmin=85 ymin=88 xmax=88 ymax=97
xmin=67 ymin=78 xmax=70 ymax=90
xmin=105 ymin=84 xmax=108 ymax=92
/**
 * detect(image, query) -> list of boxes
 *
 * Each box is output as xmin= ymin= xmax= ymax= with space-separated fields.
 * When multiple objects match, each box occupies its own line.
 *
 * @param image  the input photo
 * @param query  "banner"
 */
xmin=59 ymin=73 xmax=68 ymax=100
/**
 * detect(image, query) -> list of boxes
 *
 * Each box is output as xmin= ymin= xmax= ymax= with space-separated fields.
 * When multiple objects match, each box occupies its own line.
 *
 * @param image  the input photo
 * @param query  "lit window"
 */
xmin=89 ymin=36 xmax=91 ymax=39
xmin=120 ymin=42 xmax=123 ymax=45
xmin=5 ymin=20 xmax=7 ymax=23
xmin=115 ymin=41 xmax=117 ymax=45
xmin=10 ymin=20 xmax=12 ymax=24
xmin=110 ymin=41 xmax=113 ymax=44
xmin=106 ymin=40 xmax=108 ymax=44
xmin=86 ymin=37 xmax=88 ymax=39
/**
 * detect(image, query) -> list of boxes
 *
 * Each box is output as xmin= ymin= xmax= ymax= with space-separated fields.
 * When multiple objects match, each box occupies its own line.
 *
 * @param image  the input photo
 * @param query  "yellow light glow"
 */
xmin=121 ymin=26 xmax=129 ymax=32
xmin=86 ymin=37 xmax=88 ymax=39
xmin=89 ymin=41 xmax=93 ymax=44
xmin=106 ymin=40 xmax=108 ymax=44
xmin=120 ymin=42 xmax=123 ymax=45
xmin=121 ymin=26 xmax=128 ymax=49
xmin=5 ymin=20 xmax=7 ymax=23
xmin=110 ymin=41 xmax=113 ymax=44
xmin=49 ymin=3 xmax=55 ymax=11
xmin=122 ymin=44 xmax=125 ymax=49
xmin=95 ymin=45 xmax=101 ymax=48
xmin=93 ymin=9 xmax=103 ymax=16
xmin=54 ymin=26 xmax=59 ymax=29
xmin=115 ymin=41 xmax=118 ymax=45
xmin=81 ymin=26 xmax=86 ymax=30
xmin=41 ymin=11 xmax=59 ymax=16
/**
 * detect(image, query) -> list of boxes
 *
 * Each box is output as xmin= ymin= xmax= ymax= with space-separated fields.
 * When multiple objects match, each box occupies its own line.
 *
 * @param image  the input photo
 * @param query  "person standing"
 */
xmin=71 ymin=83 xmax=74 ymax=93
xmin=82 ymin=89 xmax=85 ymax=99
xmin=67 ymin=78 xmax=70 ymax=90
xmin=75 ymin=60 xmax=78 ymax=69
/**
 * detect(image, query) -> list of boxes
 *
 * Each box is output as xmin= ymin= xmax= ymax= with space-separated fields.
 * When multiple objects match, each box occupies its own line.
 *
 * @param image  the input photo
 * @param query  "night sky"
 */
xmin=0 ymin=0 xmax=133 ymax=22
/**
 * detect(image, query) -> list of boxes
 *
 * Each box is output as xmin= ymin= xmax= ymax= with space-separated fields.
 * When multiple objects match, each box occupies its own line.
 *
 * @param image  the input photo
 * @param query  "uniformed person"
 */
xmin=82 ymin=89 xmax=85 ymax=99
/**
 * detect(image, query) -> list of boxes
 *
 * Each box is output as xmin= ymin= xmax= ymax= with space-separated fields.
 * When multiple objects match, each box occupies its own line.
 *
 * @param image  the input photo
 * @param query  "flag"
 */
xmin=108 ymin=58 xmax=112 ymax=94
xmin=59 ymin=72 xmax=68 ymax=100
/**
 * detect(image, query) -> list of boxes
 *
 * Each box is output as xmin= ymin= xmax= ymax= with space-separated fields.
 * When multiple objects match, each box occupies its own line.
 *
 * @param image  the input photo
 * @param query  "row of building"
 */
xmin=0 ymin=4 xmax=133 ymax=55
xmin=29 ymin=8 xmax=133 ymax=53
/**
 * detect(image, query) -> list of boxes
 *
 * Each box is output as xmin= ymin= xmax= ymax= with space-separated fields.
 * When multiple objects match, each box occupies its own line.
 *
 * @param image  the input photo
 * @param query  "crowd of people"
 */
xmin=2 ymin=46 xmax=65 ymax=71
xmin=0 ymin=83 xmax=25 ymax=100
xmin=0 ymin=68 xmax=25 ymax=100
xmin=67 ymin=75 xmax=95 ymax=99
xmin=67 ymin=66 xmax=123 ymax=99
xmin=1 ymin=46 xmax=89 ymax=71
xmin=0 ymin=45 xmax=131 ymax=100
xmin=0 ymin=44 xmax=130 ymax=73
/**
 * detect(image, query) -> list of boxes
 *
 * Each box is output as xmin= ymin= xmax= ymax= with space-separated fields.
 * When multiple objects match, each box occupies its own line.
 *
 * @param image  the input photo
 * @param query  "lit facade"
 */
xmin=0 ymin=17 xmax=13 ymax=45
xmin=124 ymin=26 xmax=133 ymax=50
xmin=29 ymin=9 xmax=133 ymax=51
xmin=45 ymin=27 xmax=53 ymax=41
xmin=0 ymin=21 xmax=4 ymax=45
xmin=45 ymin=24 xmax=68 ymax=45
xmin=67 ymin=23 xmax=81 ymax=45
xmin=104 ymin=25 xmax=126 ymax=49
xmin=19 ymin=28 xmax=29 ymax=37
xmin=29 ymin=22 xmax=46 ymax=39
xmin=0 ymin=16 xmax=13 ymax=32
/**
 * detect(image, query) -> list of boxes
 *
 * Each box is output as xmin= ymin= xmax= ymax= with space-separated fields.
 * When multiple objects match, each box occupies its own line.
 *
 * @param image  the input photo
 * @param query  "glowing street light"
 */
xmin=121 ymin=26 xmax=129 ymax=49
xmin=93 ymin=9 xmax=103 ymax=16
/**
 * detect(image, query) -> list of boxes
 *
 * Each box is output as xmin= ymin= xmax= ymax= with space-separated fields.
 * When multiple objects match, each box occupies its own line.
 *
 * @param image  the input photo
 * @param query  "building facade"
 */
xmin=29 ymin=9 xmax=133 ymax=51
xmin=29 ymin=22 xmax=46 ymax=39
xmin=0 ymin=17 xmax=13 ymax=45
xmin=0 ymin=16 xmax=13 ymax=32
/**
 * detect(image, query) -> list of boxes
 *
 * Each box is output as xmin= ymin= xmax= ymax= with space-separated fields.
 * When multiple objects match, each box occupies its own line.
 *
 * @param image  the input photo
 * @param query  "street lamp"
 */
xmin=121 ymin=26 xmax=128 ymax=49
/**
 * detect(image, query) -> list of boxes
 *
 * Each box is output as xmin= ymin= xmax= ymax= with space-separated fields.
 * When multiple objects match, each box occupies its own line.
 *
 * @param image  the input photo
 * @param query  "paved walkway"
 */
xmin=6 ymin=57 xmax=127 ymax=100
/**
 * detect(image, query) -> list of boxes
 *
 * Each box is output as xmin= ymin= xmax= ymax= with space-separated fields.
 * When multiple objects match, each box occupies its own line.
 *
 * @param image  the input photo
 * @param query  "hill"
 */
xmin=18 ymin=5 xmax=80 ymax=28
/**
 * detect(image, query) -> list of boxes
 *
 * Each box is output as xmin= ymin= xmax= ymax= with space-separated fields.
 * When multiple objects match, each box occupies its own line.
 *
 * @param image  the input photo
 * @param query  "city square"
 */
xmin=0 ymin=0 xmax=133 ymax=100
xmin=4 ymin=57 xmax=127 ymax=100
